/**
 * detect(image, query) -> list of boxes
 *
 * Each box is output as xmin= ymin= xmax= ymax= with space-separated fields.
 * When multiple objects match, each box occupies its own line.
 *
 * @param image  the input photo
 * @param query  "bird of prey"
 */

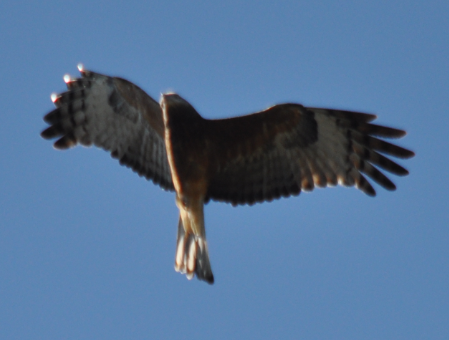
xmin=41 ymin=64 xmax=414 ymax=284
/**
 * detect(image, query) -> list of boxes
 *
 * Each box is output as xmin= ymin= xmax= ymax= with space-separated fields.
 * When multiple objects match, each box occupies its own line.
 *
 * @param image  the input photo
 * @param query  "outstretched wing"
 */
xmin=204 ymin=104 xmax=414 ymax=205
xmin=41 ymin=65 xmax=174 ymax=191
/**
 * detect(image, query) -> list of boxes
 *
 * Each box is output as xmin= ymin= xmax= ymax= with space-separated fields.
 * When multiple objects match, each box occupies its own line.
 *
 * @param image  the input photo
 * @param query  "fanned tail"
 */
xmin=174 ymin=217 xmax=214 ymax=284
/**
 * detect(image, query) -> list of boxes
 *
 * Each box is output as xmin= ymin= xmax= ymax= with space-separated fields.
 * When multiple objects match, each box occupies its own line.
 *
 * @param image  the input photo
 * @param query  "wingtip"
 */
xmin=400 ymin=168 xmax=410 ymax=176
xmin=406 ymin=150 xmax=416 ymax=159
xmin=40 ymin=129 xmax=48 ymax=139
xmin=63 ymin=74 xmax=73 ymax=84
xmin=50 ymin=93 xmax=58 ymax=103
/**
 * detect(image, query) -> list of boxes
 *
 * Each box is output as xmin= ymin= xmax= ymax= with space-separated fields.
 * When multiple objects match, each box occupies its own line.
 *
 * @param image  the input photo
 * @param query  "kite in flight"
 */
xmin=41 ymin=64 xmax=414 ymax=284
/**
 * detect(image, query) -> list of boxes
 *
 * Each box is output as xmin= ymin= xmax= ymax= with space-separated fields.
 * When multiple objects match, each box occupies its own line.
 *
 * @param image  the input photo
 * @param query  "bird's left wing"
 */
xmin=204 ymin=104 xmax=414 ymax=206
xmin=41 ymin=65 xmax=174 ymax=191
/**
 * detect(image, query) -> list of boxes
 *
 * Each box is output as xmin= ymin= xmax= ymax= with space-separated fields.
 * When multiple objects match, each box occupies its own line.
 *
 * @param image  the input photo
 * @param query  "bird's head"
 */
xmin=160 ymin=92 xmax=203 ymax=126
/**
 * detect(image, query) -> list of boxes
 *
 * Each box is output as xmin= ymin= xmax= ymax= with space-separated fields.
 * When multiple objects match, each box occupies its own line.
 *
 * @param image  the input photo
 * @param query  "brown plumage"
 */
xmin=41 ymin=65 xmax=415 ymax=284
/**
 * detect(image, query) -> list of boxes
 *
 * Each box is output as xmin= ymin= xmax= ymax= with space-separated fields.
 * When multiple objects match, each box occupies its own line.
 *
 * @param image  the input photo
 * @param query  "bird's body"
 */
xmin=41 ymin=65 xmax=414 ymax=284
xmin=162 ymin=95 xmax=214 ymax=282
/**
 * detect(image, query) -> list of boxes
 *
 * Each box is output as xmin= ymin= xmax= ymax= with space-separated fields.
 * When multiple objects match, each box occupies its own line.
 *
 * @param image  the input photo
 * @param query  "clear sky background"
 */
xmin=1 ymin=1 xmax=448 ymax=339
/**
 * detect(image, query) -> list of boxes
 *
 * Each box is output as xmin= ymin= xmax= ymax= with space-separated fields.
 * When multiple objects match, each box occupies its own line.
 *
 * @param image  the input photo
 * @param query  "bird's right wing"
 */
xmin=41 ymin=65 xmax=174 ymax=191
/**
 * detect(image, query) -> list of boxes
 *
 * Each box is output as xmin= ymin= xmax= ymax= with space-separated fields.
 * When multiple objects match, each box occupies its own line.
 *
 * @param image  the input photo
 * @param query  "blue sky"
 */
xmin=1 ymin=0 xmax=448 ymax=339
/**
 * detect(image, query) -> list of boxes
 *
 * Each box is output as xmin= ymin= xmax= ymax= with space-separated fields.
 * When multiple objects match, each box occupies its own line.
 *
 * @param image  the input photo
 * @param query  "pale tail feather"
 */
xmin=174 ymin=217 xmax=214 ymax=284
